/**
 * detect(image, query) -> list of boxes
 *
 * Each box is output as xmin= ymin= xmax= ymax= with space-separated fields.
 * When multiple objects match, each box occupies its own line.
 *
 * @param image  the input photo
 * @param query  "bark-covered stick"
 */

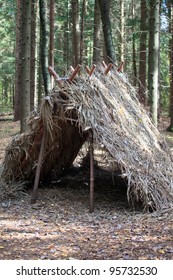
xmin=31 ymin=128 xmax=46 ymax=204
xmin=89 ymin=130 xmax=94 ymax=213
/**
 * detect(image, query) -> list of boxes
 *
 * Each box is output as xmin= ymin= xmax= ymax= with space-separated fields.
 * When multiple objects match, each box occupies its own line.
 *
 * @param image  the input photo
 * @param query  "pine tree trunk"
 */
xmin=93 ymin=0 xmax=101 ymax=63
xmin=63 ymin=1 xmax=70 ymax=69
xmin=168 ymin=0 xmax=173 ymax=131
xmin=98 ymin=0 xmax=116 ymax=62
xmin=39 ymin=0 xmax=51 ymax=95
xmin=20 ymin=0 xmax=31 ymax=133
xmin=49 ymin=0 xmax=55 ymax=89
xmin=71 ymin=0 xmax=80 ymax=67
xmin=138 ymin=0 xmax=147 ymax=104
xmin=120 ymin=0 xmax=125 ymax=63
xmin=132 ymin=0 xmax=137 ymax=86
xmin=38 ymin=27 xmax=43 ymax=106
xmin=14 ymin=0 xmax=22 ymax=121
xmin=30 ymin=0 xmax=37 ymax=111
xmin=80 ymin=0 xmax=86 ymax=64
xmin=148 ymin=0 xmax=160 ymax=126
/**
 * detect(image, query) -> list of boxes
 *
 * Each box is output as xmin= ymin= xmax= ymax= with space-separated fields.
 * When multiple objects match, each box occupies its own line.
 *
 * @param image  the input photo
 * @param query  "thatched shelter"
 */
xmin=1 ymin=63 xmax=173 ymax=210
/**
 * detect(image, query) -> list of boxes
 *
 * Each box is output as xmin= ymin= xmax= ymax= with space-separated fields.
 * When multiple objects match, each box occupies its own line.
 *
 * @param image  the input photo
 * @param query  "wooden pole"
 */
xmin=117 ymin=61 xmax=124 ymax=72
xmin=104 ymin=63 xmax=113 ymax=75
xmin=31 ymin=128 xmax=46 ymax=204
xmin=48 ymin=66 xmax=59 ymax=80
xmin=89 ymin=130 xmax=94 ymax=213
xmin=102 ymin=60 xmax=107 ymax=68
xmin=68 ymin=64 xmax=81 ymax=82
xmin=85 ymin=64 xmax=96 ymax=77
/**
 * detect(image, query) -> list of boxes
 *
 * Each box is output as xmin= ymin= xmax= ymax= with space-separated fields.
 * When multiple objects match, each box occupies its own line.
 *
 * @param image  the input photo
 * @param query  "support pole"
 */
xmin=31 ymin=128 xmax=46 ymax=204
xmin=104 ymin=63 xmax=113 ymax=75
xmin=85 ymin=64 xmax=96 ymax=77
xmin=48 ymin=66 xmax=62 ymax=86
xmin=89 ymin=130 xmax=94 ymax=213
xmin=117 ymin=61 xmax=124 ymax=72
xmin=68 ymin=64 xmax=81 ymax=82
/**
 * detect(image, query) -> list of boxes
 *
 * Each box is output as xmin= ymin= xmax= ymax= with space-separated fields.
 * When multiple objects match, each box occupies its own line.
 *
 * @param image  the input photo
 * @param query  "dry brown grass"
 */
xmin=1 ymin=64 xmax=173 ymax=211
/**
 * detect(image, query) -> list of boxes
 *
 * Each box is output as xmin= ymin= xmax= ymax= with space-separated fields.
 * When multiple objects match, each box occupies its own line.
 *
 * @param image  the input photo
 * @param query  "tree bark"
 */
xmin=120 ymin=0 xmax=125 ymax=63
xmin=39 ymin=0 xmax=51 ymax=96
xmin=148 ymin=0 xmax=160 ymax=126
xmin=20 ymin=0 xmax=31 ymax=133
xmin=80 ymin=0 xmax=86 ymax=64
xmin=167 ymin=0 xmax=173 ymax=131
xmin=14 ymin=0 xmax=22 ymax=121
xmin=71 ymin=0 xmax=80 ymax=67
xmin=49 ymin=0 xmax=55 ymax=89
xmin=98 ymin=0 xmax=116 ymax=63
xmin=132 ymin=0 xmax=137 ymax=86
xmin=93 ymin=0 xmax=101 ymax=63
xmin=138 ymin=0 xmax=147 ymax=104
xmin=30 ymin=0 xmax=37 ymax=111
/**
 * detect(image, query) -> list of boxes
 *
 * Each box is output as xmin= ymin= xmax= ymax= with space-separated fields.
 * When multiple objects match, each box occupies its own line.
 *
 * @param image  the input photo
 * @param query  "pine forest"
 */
xmin=0 ymin=0 xmax=173 ymax=262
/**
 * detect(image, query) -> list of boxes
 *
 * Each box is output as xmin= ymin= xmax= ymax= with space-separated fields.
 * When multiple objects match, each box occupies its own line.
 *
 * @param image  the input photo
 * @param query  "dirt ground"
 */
xmin=0 ymin=120 xmax=173 ymax=260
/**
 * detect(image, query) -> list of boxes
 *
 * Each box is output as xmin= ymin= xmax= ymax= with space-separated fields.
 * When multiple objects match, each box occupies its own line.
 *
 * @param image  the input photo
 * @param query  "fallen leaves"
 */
xmin=1 ymin=187 xmax=173 ymax=260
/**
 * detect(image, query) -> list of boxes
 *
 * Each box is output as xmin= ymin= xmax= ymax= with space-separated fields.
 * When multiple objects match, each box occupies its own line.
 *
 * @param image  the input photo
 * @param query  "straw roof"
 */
xmin=1 ymin=64 xmax=173 ymax=210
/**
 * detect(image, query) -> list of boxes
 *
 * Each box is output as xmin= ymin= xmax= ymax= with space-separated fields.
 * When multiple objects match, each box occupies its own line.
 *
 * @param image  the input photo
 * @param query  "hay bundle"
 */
xmin=1 ymin=64 xmax=173 ymax=210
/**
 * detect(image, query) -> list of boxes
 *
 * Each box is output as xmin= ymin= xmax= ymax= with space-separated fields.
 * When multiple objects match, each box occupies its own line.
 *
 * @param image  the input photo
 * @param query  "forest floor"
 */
xmin=0 ymin=119 xmax=173 ymax=260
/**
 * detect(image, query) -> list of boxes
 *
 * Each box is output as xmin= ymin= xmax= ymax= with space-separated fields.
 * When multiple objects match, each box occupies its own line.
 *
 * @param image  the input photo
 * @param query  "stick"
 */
xmin=31 ymin=128 xmax=46 ymax=204
xmin=70 ymin=66 xmax=75 ymax=72
xmin=89 ymin=130 xmax=94 ymax=213
xmin=117 ymin=61 xmax=124 ymax=72
xmin=85 ymin=66 xmax=90 ymax=75
xmin=48 ymin=66 xmax=62 ymax=85
xmin=89 ymin=64 xmax=96 ymax=77
xmin=68 ymin=64 xmax=81 ymax=82
xmin=48 ymin=66 xmax=59 ymax=80
xmin=104 ymin=63 xmax=113 ymax=75
xmin=85 ymin=64 xmax=96 ymax=77
xmin=102 ymin=61 xmax=107 ymax=68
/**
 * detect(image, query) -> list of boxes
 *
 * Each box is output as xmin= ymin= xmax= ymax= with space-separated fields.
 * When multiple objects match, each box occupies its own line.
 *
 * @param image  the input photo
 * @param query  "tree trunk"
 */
xmin=93 ymin=0 xmax=101 ymax=63
xmin=98 ymin=0 xmax=116 ymax=63
xmin=120 ymin=0 xmax=125 ymax=63
xmin=63 ymin=1 xmax=71 ymax=69
xmin=148 ymin=0 xmax=160 ymax=126
xmin=80 ymin=0 xmax=86 ymax=64
xmin=49 ymin=0 xmax=55 ymax=89
xmin=20 ymin=0 xmax=31 ymax=133
xmin=132 ymin=0 xmax=137 ymax=86
xmin=30 ymin=0 xmax=37 ymax=111
xmin=138 ymin=0 xmax=147 ymax=104
xmin=167 ymin=0 xmax=173 ymax=131
xmin=39 ymin=0 xmax=51 ymax=96
xmin=14 ymin=0 xmax=22 ymax=121
xmin=38 ymin=27 xmax=43 ymax=106
xmin=71 ymin=0 xmax=80 ymax=67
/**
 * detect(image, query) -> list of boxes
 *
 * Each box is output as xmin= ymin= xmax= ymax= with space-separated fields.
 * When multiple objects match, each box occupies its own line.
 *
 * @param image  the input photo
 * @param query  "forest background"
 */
xmin=0 ymin=0 xmax=173 ymax=132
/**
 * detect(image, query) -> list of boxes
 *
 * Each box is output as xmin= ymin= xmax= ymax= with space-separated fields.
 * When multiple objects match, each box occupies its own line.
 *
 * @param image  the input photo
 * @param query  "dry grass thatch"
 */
xmin=1 ymin=64 xmax=173 ymax=210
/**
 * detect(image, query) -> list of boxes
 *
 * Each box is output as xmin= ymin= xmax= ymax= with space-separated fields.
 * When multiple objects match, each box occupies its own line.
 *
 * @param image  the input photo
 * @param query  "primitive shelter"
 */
xmin=1 ymin=63 xmax=173 ymax=211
